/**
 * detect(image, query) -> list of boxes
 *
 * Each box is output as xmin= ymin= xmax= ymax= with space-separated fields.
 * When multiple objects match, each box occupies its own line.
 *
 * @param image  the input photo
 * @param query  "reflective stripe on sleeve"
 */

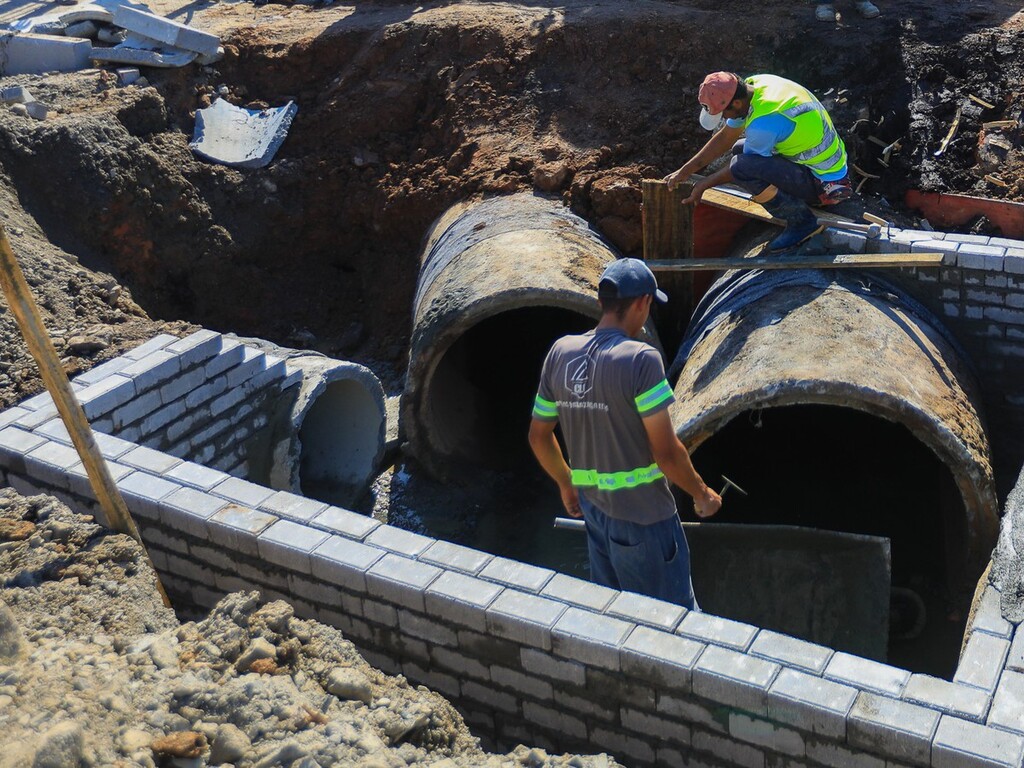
xmin=635 ymin=379 xmax=673 ymax=414
xmin=532 ymin=395 xmax=558 ymax=419
xmin=571 ymin=463 xmax=665 ymax=490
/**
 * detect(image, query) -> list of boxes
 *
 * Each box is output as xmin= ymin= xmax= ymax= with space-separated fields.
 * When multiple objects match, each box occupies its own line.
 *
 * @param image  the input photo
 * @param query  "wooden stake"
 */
xmin=0 ymin=224 xmax=170 ymax=607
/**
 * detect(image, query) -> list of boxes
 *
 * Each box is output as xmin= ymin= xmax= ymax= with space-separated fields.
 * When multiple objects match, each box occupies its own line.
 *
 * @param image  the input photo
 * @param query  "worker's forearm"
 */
xmin=657 ymin=448 xmax=712 ymax=501
xmin=529 ymin=431 xmax=573 ymax=489
xmin=677 ymin=130 xmax=734 ymax=176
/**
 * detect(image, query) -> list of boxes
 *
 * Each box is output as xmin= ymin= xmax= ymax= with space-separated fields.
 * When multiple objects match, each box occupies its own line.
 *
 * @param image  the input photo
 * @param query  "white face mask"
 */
xmin=699 ymin=107 xmax=724 ymax=132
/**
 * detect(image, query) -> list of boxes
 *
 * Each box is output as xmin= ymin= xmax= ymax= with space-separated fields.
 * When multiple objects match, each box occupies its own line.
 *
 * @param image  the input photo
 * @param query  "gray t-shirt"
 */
xmin=533 ymin=327 xmax=677 ymax=524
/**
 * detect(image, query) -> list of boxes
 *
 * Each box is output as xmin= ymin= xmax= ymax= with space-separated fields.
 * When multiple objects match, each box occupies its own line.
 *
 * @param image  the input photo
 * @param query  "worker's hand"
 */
xmin=560 ymin=484 xmax=583 ymax=518
xmin=682 ymin=180 xmax=709 ymax=207
xmin=663 ymin=168 xmax=688 ymax=190
xmin=693 ymin=486 xmax=722 ymax=518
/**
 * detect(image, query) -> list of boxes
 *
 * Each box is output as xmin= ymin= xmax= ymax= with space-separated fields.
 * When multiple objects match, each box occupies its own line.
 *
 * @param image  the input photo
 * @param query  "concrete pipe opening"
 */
xmin=267 ymin=354 xmax=386 ymax=506
xmin=670 ymin=264 xmax=999 ymax=673
xmin=403 ymin=193 xmax=645 ymax=479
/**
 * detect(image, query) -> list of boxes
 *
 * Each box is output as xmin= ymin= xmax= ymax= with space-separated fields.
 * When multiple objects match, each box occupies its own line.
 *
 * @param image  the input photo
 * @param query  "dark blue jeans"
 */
xmin=580 ymin=492 xmax=697 ymax=610
xmin=729 ymin=139 xmax=821 ymax=205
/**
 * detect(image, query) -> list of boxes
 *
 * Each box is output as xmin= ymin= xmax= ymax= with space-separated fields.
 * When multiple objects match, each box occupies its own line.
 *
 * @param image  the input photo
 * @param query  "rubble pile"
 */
xmin=0 ymin=488 xmax=620 ymax=767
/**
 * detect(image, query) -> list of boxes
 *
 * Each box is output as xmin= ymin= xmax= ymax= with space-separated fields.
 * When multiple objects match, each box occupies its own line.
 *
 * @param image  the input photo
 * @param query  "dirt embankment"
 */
xmin=0 ymin=0 xmax=1020 ymax=411
xmin=0 ymin=489 xmax=620 ymax=767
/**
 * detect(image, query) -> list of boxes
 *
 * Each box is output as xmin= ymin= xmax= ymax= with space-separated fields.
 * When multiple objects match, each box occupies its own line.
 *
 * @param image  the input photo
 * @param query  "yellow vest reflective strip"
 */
xmin=635 ymin=379 xmax=673 ymax=414
xmin=746 ymin=75 xmax=847 ymax=179
xmin=571 ymin=463 xmax=665 ymax=491
xmin=533 ymin=395 xmax=558 ymax=419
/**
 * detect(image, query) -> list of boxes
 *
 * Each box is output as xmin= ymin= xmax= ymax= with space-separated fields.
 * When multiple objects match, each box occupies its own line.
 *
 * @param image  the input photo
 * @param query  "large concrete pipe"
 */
xmin=403 ymin=193 xmax=649 ymax=479
xmin=238 ymin=338 xmax=386 ymax=505
xmin=669 ymin=262 xmax=999 ymax=630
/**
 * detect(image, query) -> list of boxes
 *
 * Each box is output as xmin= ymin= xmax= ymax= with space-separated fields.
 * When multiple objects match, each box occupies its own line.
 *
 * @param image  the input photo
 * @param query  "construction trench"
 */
xmin=1 ymin=0 xmax=1024 ymax=766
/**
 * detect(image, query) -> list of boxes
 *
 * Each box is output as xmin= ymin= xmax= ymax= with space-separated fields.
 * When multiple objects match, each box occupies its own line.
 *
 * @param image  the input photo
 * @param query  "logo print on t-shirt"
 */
xmin=565 ymin=355 xmax=592 ymax=398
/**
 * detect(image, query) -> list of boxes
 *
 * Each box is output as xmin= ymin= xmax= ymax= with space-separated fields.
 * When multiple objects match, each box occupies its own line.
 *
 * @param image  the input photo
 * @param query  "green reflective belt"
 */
xmin=571 ymin=463 xmax=665 ymax=491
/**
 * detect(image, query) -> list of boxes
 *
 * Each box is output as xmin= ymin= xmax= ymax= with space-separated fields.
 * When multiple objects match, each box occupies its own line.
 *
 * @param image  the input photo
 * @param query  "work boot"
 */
xmin=815 ymin=3 xmax=837 ymax=21
xmin=762 ymin=192 xmax=825 ymax=253
xmin=854 ymin=0 xmax=880 ymax=18
xmin=818 ymin=175 xmax=853 ymax=206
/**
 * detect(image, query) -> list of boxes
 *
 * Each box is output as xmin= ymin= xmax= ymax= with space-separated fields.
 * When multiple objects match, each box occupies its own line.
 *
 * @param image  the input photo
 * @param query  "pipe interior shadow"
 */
xmin=426 ymin=306 xmax=593 ymax=471
xmin=688 ymin=403 xmax=968 ymax=676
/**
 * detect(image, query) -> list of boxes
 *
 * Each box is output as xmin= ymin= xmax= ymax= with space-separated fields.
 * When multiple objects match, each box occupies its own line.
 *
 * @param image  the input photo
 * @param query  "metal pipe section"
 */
xmin=403 ymin=193 xmax=635 ymax=479
xmin=669 ymin=262 xmax=999 ymax=591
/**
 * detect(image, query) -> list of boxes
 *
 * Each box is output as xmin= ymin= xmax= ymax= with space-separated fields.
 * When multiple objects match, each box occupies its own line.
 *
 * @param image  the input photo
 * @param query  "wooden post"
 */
xmin=641 ymin=178 xmax=694 ymax=355
xmin=0 ymin=224 xmax=170 ymax=607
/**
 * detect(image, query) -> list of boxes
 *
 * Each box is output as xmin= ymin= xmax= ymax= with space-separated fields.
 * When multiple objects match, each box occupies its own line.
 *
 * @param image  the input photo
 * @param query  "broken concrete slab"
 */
xmin=190 ymin=98 xmax=298 ymax=170
xmin=117 ymin=67 xmax=141 ymax=85
xmin=89 ymin=45 xmax=197 ymax=68
xmin=58 ymin=5 xmax=115 ymax=26
xmin=0 ymin=32 xmax=91 ymax=76
xmin=112 ymin=5 xmax=220 ymax=58
xmin=0 ymin=86 xmax=35 ymax=105
xmin=25 ymin=102 xmax=49 ymax=121
xmin=64 ymin=20 xmax=99 ymax=40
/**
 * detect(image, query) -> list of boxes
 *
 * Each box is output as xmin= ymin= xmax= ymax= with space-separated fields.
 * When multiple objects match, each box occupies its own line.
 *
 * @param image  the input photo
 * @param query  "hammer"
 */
xmin=719 ymin=474 xmax=749 ymax=498
xmin=817 ymin=219 xmax=881 ymax=238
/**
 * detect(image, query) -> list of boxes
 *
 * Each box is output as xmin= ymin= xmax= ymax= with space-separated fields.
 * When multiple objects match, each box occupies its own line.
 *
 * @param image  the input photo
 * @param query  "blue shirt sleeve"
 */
xmin=738 ymin=113 xmax=797 ymax=157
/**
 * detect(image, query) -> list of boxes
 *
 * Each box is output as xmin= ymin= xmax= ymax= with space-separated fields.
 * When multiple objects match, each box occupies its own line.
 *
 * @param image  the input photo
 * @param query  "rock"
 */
xmin=236 ymin=637 xmax=276 ymax=671
xmin=66 ymin=335 xmax=109 ymax=355
xmin=9 ymin=104 xmax=28 ymax=117
xmin=118 ymin=728 xmax=152 ymax=754
xmin=253 ymin=739 xmax=307 ymax=768
xmin=0 ymin=519 xmax=34 ymax=540
xmin=0 ymin=601 xmax=25 ymax=661
xmin=32 ymin=721 xmax=84 ymax=768
xmin=148 ymin=636 xmax=179 ymax=670
xmin=150 ymin=731 xmax=206 ymax=759
xmin=326 ymin=667 xmax=373 ymax=704
xmin=209 ymin=723 xmax=250 ymax=764
xmin=533 ymin=162 xmax=572 ymax=192
xmin=254 ymin=601 xmax=293 ymax=634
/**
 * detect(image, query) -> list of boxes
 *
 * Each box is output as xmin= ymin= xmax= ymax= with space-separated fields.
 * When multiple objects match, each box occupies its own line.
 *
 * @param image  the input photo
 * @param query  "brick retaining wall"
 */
xmin=0 ymin=326 xmax=1022 ymax=766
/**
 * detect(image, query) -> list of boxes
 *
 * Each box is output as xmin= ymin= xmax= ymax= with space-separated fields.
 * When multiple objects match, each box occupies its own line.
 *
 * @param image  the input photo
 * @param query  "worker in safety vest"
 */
xmin=665 ymin=72 xmax=852 ymax=253
xmin=528 ymin=258 xmax=722 ymax=609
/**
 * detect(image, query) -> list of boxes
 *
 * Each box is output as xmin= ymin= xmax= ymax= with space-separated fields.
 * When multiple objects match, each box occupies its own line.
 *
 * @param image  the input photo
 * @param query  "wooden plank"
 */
xmin=698 ymin=186 xmax=857 ymax=228
xmin=905 ymin=189 xmax=1024 ymax=240
xmin=642 ymin=178 xmax=693 ymax=261
xmin=641 ymin=178 xmax=694 ymax=354
xmin=647 ymin=253 xmax=945 ymax=272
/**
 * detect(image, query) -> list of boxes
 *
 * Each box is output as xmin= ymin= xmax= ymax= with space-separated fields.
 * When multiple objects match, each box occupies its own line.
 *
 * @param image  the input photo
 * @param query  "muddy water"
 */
xmin=378 ymin=461 xmax=592 ymax=580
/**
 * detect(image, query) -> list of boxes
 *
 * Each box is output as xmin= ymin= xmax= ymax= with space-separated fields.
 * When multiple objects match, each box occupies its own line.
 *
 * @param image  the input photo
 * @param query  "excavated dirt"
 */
xmin=0 ymin=0 xmax=1021 ymax=405
xmin=0 ymin=489 xmax=622 ymax=767
xmin=0 ymin=0 xmax=1023 ymax=759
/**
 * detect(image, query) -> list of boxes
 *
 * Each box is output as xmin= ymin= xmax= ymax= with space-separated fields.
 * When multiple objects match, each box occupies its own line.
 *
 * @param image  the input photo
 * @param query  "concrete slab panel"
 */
xmin=0 ymin=32 xmax=90 ymax=75
xmin=688 ymin=523 xmax=891 ymax=661
xmin=189 ymin=98 xmax=297 ymax=169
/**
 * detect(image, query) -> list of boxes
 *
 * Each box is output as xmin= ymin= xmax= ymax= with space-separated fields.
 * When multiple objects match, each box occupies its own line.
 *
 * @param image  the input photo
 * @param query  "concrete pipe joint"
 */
xmin=265 ymin=352 xmax=386 ymax=505
xmin=669 ymin=267 xmax=999 ymax=599
xmin=403 ymin=193 xmax=652 ymax=479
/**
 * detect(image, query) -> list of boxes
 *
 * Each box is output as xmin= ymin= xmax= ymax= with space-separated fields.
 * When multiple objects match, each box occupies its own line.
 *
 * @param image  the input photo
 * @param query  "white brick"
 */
xmin=258 ymin=519 xmax=330 ymax=573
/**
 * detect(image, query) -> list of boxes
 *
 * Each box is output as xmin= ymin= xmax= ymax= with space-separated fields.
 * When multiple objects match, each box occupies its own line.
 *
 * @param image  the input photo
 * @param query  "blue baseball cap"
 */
xmin=598 ymin=258 xmax=668 ymax=304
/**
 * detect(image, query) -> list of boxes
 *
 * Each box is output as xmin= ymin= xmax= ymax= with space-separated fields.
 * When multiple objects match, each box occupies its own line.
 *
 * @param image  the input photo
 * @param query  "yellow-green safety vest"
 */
xmin=744 ymin=74 xmax=848 ymax=180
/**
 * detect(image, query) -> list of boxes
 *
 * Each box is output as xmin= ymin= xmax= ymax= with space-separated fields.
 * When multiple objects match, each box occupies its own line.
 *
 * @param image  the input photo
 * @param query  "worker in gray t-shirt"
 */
xmin=529 ymin=258 xmax=721 ymax=609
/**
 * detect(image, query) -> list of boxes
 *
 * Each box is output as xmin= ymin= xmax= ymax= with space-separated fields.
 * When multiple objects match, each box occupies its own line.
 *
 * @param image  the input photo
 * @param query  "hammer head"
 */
xmin=720 ymin=475 xmax=749 ymax=497
xmin=867 ymin=223 xmax=881 ymax=239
